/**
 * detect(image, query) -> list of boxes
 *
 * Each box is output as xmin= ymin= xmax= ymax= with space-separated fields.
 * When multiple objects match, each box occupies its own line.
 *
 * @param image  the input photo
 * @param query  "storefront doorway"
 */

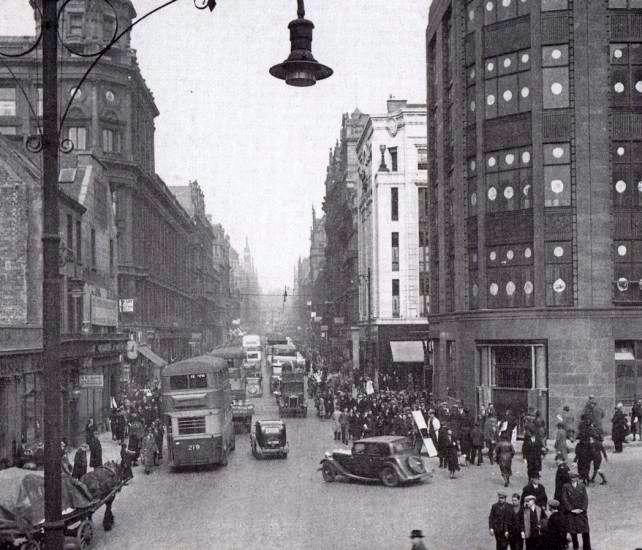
xmin=477 ymin=343 xmax=547 ymax=437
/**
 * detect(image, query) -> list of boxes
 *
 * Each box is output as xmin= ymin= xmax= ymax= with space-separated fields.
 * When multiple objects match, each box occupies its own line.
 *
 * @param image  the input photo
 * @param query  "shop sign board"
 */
xmin=79 ymin=374 xmax=104 ymax=388
xmin=119 ymin=299 xmax=134 ymax=313
xmin=91 ymin=295 xmax=118 ymax=326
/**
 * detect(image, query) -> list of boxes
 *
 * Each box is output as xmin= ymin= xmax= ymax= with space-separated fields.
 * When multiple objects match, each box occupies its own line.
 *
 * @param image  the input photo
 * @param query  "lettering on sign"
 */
xmin=79 ymin=374 xmax=104 ymax=388
xmin=119 ymin=299 xmax=134 ymax=313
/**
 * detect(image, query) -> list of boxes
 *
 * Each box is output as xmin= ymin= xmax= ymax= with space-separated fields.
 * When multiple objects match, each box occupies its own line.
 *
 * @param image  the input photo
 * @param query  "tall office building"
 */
xmin=426 ymin=0 xmax=642 ymax=431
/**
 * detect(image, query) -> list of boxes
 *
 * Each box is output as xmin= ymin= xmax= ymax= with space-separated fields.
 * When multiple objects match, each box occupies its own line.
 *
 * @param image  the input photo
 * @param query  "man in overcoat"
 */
xmin=561 ymin=472 xmax=591 ymax=550
xmin=520 ymin=476 xmax=548 ymax=510
xmin=488 ymin=492 xmax=512 ymax=550
xmin=520 ymin=495 xmax=544 ymax=550
xmin=522 ymin=433 xmax=544 ymax=480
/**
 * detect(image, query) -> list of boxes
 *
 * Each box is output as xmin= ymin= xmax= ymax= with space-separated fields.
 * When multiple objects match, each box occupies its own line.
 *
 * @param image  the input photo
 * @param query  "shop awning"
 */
xmin=138 ymin=345 xmax=167 ymax=367
xmin=390 ymin=341 xmax=425 ymax=363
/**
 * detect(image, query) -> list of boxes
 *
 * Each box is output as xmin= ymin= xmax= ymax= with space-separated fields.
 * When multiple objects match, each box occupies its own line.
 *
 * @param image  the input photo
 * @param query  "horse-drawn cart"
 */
xmin=0 ymin=462 xmax=127 ymax=550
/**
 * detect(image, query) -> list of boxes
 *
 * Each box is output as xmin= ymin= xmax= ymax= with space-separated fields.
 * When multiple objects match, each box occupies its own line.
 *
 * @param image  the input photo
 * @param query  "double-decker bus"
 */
xmin=161 ymin=355 xmax=235 ymax=468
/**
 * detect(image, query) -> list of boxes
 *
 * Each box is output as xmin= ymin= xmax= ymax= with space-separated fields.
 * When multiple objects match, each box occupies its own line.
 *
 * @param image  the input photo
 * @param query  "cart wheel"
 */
xmin=76 ymin=518 xmax=94 ymax=549
xmin=20 ymin=541 xmax=41 ymax=550
xmin=221 ymin=446 xmax=228 ymax=466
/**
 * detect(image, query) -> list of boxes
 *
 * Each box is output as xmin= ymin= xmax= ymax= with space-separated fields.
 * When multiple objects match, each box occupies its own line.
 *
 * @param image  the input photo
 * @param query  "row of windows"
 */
xmin=467 ymin=0 xmax=531 ymax=30
xmin=66 ymin=126 xmax=122 ymax=153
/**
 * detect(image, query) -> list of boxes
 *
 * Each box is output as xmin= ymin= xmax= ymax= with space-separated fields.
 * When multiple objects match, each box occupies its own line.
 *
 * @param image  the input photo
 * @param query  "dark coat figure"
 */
xmin=85 ymin=418 xmax=97 ymax=444
xmin=574 ymin=438 xmax=592 ymax=484
xmin=589 ymin=437 xmax=607 ymax=484
xmin=520 ymin=480 xmax=548 ymax=510
xmin=495 ymin=438 xmax=515 ymax=487
xmin=153 ymin=421 xmax=164 ymax=461
xmin=489 ymin=498 xmax=512 ymax=550
xmin=561 ymin=478 xmax=591 ymax=550
xmin=88 ymin=434 xmax=103 ymax=469
xmin=543 ymin=509 xmax=568 ymax=550
xmin=437 ymin=425 xmax=449 ymax=468
xmin=470 ymin=423 xmax=484 ymax=465
xmin=483 ymin=414 xmax=498 ymax=465
xmin=554 ymin=461 xmax=571 ymax=501
xmin=128 ymin=417 xmax=144 ymax=463
xmin=522 ymin=435 xmax=544 ymax=480
xmin=520 ymin=502 xmax=544 ymax=550
xmin=119 ymin=443 xmax=135 ymax=481
xmin=72 ymin=445 xmax=88 ymax=480
xmin=507 ymin=498 xmax=524 ymax=550
xmin=446 ymin=435 xmax=460 ymax=477
xmin=611 ymin=407 xmax=628 ymax=453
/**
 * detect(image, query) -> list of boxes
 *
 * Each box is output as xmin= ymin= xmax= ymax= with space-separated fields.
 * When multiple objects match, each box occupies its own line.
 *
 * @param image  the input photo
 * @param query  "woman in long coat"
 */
xmin=494 ymin=434 xmax=515 ymax=487
xmin=445 ymin=429 xmax=460 ymax=479
xmin=88 ymin=433 xmax=103 ymax=469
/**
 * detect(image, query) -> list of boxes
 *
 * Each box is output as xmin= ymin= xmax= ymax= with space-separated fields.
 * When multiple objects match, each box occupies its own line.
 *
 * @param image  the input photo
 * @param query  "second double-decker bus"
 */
xmin=161 ymin=355 xmax=235 ymax=468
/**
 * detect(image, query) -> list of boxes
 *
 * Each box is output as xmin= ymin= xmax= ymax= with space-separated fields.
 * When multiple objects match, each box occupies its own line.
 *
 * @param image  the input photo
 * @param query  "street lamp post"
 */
xmin=12 ymin=1 xmax=333 ymax=548
xmin=359 ymin=268 xmax=375 ymax=390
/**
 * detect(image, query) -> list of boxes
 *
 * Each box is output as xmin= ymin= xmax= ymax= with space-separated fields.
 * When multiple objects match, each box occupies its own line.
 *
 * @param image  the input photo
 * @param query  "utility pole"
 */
xmin=42 ymin=1 xmax=64 ymax=548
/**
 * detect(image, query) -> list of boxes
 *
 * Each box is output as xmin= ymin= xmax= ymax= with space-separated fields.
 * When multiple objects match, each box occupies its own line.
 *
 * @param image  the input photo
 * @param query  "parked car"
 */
xmin=250 ymin=420 xmax=288 ymax=459
xmin=319 ymin=436 xmax=432 ymax=487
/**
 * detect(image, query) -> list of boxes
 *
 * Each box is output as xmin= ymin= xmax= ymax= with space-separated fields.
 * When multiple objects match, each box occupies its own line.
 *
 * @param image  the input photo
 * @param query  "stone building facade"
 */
xmin=355 ymin=99 xmax=429 ymax=388
xmin=426 ymin=0 xmax=642 ymax=434
xmin=322 ymin=109 xmax=369 ymax=370
xmin=0 ymin=134 xmax=125 ymax=460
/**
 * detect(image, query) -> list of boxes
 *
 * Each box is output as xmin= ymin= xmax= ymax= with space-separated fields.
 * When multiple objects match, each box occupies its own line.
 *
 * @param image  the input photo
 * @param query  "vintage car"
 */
xmin=319 ymin=435 xmax=432 ymax=487
xmin=246 ymin=375 xmax=263 ymax=398
xmin=250 ymin=420 xmax=288 ymax=459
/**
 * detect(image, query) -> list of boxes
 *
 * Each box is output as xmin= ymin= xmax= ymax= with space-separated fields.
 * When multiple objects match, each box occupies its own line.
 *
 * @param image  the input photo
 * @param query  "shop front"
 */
xmin=476 ymin=342 xmax=548 ymax=438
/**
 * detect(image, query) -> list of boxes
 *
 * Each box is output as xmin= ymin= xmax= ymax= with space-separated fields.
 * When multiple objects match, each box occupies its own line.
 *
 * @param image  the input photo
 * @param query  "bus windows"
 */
xmin=188 ymin=373 xmax=207 ymax=388
xmin=170 ymin=373 xmax=208 ymax=390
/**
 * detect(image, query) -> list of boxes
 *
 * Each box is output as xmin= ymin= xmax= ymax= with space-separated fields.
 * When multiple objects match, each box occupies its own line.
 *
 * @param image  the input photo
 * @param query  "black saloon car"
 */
xmin=319 ymin=435 xmax=432 ymax=487
xmin=250 ymin=420 xmax=288 ymax=459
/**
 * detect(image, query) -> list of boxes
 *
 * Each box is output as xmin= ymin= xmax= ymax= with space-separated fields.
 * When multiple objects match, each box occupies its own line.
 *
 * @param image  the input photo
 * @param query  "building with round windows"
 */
xmin=426 ymin=0 xmax=642 ymax=434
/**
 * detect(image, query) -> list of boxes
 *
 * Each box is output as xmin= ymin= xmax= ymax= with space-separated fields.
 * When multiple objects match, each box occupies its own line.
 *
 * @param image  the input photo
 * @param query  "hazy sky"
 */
xmin=3 ymin=0 xmax=429 ymax=291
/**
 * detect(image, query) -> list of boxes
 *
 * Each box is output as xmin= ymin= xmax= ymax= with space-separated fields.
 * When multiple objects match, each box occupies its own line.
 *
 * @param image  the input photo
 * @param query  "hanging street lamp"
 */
xmin=270 ymin=0 xmax=333 ymax=87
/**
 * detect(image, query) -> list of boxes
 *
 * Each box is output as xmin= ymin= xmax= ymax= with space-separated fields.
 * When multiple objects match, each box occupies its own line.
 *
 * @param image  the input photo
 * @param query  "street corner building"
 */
xmin=0 ymin=132 xmax=125 ymax=461
xmin=426 ymin=0 xmax=642 ymax=433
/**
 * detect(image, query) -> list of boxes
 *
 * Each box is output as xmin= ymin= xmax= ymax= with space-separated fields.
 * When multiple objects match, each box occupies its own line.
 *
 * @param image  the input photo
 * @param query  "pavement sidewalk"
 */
xmin=544 ymin=434 xmax=642 ymax=452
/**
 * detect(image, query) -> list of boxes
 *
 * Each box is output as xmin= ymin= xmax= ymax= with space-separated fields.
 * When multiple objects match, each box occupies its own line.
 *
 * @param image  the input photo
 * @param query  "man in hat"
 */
xmin=542 ymin=499 xmax=568 ymax=550
xmin=409 ymin=529 xmax=427 ymax=550
xmin=520 ymin=495 xmax=544 ymax=550
xmin=489 ymin=492 xmax=511 ymax=550
xmin=522 ymin=432 xmax=545 ymax=480
xmin=561 ymin=471 xmax=591 ymax=550
xmin=520 ymin=476 xmax=548 ymax=510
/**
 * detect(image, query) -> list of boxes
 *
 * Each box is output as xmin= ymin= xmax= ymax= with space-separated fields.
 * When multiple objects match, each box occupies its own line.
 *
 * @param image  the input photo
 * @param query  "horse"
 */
xmin=80 ymin=461 xmax=124 ymax=531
